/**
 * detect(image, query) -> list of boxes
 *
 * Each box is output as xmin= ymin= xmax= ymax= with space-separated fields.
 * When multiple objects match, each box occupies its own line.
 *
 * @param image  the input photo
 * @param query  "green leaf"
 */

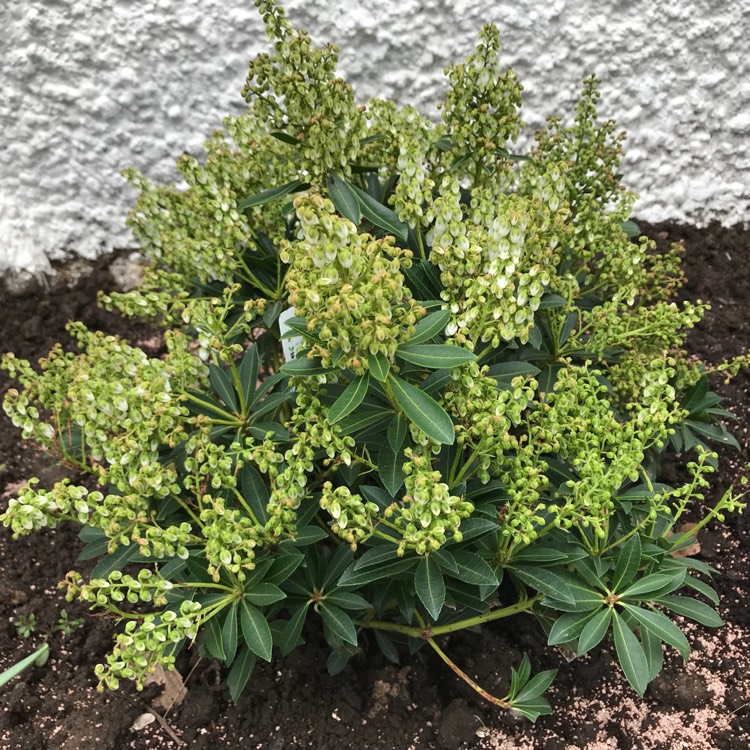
xmin=511 ymin=696 xmax=553 ymax=722
xmin=201 ymin=616 xmax=226 ymax=661
xmin=514 ymin=669 xmax=557 ymax=703
xmin=367 ymin=351 xmax=390 ymax=382
xmin=239 ymin=464 xmax=271 ymax=526
xmin=396 ymin=344 xmax=475 ymax=369
xmin=351 ymin=183 xmax=409 ymax=241
xmin=208 ymin=365 xmax=239 ymax=412
xmin=0 ymin=643 xmax=50 ymax=688
xmin=655 ymin=595 xmax=723 ymax=627
xmin=227 ymin=647 xmax=256 ymax=702
xmin=279 ymin=604 xmax=308 ymax=656
xmin=338 ymin=557 xmax=417 ymax=588
xmin=320 ymin=603 xmax=358 ymax=646
xmin=448 ymin=550 xmax=499 ymax=587
xmin=265 ymin=551 xmax=305 ymax=586
xmin=620 ymin=603 xmax=690 ymax=660
xmin=373 ymin=629 xmax=400 ymax=664
xmin=577 ymin=607 xmax=612 ymax=655
xmin=337 ymin=407 xmax=393 ymax=436
xmin=325 ymin=591 xmax=370 ymax=611
xmin=327 ymin=174 xmax=361 ymax=224
xmin=238 ymin=179 xmax=308 ymax=210
xmin=618 ymin=571 xmax=686 ymax=600
xmin=389 ymin=375 xmax=455 ymax=445
xmin=415 ymin=556 xmax=446 ymax=621
xmin=280 ymin=356 xmax=330 ymax=376
xmin=245 ymin=583 xmax=287 ymax=607
xmin=408 ymin=309 xmax=451 ymax=345
xmin=508 ymin=565 xmax=574 ymax=604
xmin=378 ymin=442 xmax=405 ymax=496
xmin=238 ymin=345 xmax=260 ymax=411
xmin=91 ymin=543 xmax=140 ymax=579
xmin=612 ymin=613 xmax=649 ymax=696
xmin=270 ymin=130 xmax=301 ymax=145
xmin=621 ymin=219 xmax=641 ymax=238
xmin=387 ymin=413 xmax=407 ymax=453
xmin=640 ymin=624 xmax=664 ymax=682
xmin=487 ymin=362 xmax=541 ymax=386
xmin=240 ymin=599 xmax=273 ymax=661
xmin=683 ymin=574 xmax=719 ymax=605
xmin=611 ymin=534 xmax=642 ymax=592
xmin=294 ymin=526 xmax=329 ymax=546
xmin=222 ymin=604 xmax=239 ymax=664
xmin=247 ymin=422 xmax=289 ymax=442
xmin=547 ymin=610 xmax=599 ymax=646
xmin=328 ymin=373 xmax=370 ymax=424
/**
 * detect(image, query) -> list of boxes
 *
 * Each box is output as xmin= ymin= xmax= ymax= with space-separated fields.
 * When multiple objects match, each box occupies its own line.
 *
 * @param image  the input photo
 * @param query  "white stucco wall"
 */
xmin=2 ymin=0 xmax=748 ymax=277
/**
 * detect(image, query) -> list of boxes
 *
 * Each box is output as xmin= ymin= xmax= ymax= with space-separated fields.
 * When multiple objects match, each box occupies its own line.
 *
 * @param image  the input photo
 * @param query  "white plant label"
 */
xmin=278 ymin=307 xmax=304 ymax=363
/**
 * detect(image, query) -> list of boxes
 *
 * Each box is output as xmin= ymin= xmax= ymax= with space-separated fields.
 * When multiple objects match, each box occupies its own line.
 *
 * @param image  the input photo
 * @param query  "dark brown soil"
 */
xmin=1 ymin=222 xmax=749 ymax=750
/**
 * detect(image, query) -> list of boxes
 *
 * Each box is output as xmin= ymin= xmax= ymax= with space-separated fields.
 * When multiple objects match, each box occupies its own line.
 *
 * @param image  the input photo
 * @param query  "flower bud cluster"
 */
xmin=244 ymin=1 xmax=368 ymax=182
xmin=428 ymin=175 xmax=562 ymax=346
xmin=200 ymin=497 xmax=260 ymax=581
xmin=442 ymin=363 xmax=536 ymax=482
xmin=440 ymin=24 xmax=522 ymax=180
xmin=390 ymin=449 xmax=473 ymax=555
xmin=319 ymin=482 xmax=379 ymax=549
xmin=283 ymin=194 xmax=424 ymax=373
xmin=63 ymin=568 xmax=175 ymax=609
xmin=93 ymin=600 xmax=202 ymax=691
xmin=266 ymin=378 xmax=356 ymax=537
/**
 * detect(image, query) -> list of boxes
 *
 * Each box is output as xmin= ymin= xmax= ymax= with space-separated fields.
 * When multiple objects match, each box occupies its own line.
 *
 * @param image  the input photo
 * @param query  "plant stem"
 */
xmin=359 ymin=594 xmax=541 ymax=638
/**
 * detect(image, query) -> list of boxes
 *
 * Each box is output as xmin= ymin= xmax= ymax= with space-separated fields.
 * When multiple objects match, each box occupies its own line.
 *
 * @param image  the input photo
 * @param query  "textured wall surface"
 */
xmin=2 ymin=0 xmax=748 ymax=275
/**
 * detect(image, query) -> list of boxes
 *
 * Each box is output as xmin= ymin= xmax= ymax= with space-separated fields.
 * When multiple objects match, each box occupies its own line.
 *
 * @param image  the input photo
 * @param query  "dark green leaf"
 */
xmin=619 ymin=571 xmax=686 ymax=600
xmin=389 ymin=375 xmax=455 ymax=445
xmin=201 ymin=616 xmax=226 ymax=661
xmin=238 ymin=179 xmax=308 ymax=210
xmin=209 ymin=365 xmax=239 ymax=412
xmin=327 ymin=174 xmax=361 ymax=224
xmin=511 ymin=696 xmax=553 ymax=722
xmin=294 ymin=526 xmax=329 ymax=546
xmin=266 ymin=551 xmax=305 ymax=586
xmin=238 ymin=345 xmax=260 ymax=412
xmin=245 ymin=583 xmax=286 ymax=607
xmin=537 ymin=293 xmax=567 ymax=310
xmin=415 ymin=556 xmax=445 ymax=621
xmin=247 ymin=422 xmax=289 ymax=442
xmin=577 ymin=607 xmax=612 ymax=654
xmin=611 ymin=534 xmax=642 ymax=592
xmin=329 ymin=373 xmax=370 ymax=424
xmin=408 ymin=309 xmax=451 ymax=345
xmin=508 ymin=565 xmax=574 ymax=604
xmin=378 ymin=441 xmax=405 ymax=496
xmin=547 ymin=610 xmax=599 ymax=646
xmin=338 ymin=557 xmax=417 ymax=588
xmin=396 ymin=344 xmax=475 ymax=369
xmin=337 ymin=407 xmax=393 ymax=435
xmin=387 ymin=413 xmax=407 ymax=454
xmin=279 ymin=604 xmax=308 ymax=656
xmin=222 ymin=604 xmax=239 ymax=664
xmin=373 ymin=629 xmax=400 ymax=663
xmin=448 ymin=550 xmax=498 ymax=587
xmin=367 ymin=351 xmax=390 ymax=382
xmin=655 ymin=596 xmax=723 ymax=627
xmin=620 ymin=603 xmax=690 ymax=660
xmin=621 ymin=219 xmax=640 ymax=238
xmin=280 ymin=356 xmax=330 ymax=376
xmin=91 ymin=543 xmax=140 ymax=579
xmin=239 ymin=464 xmax=271 ymax=526
xmin=612 ymin=613 xmax=649 ymax=696
xmin=487 ymin=362 xmax=541 ymax=385
xmin=325 ymin=591 xmax=370 ymax=611
xmin=514 ymin=669 xmax=557 ymax=703
xmin=320 ymin=603 xmax=358 ymax=646
xmin=351 ymin=183 xmax=409 ymax=241
xmin=270 ymin=131 xmax=300 ymax=145
xmin=240 ymin=599 xmax=273 ymax=661
xmin=640 ymin=624 xmax=663 ymax=681
xmin=227 ymin=647 xmax=256 ymax=702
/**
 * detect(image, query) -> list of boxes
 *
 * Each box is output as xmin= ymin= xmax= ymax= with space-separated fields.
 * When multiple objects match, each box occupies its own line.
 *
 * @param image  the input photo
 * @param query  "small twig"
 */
xmin=142 ymin=703 xmax=187 ymax=747
xmin=163 ymin=657 xmax=203 ymax=718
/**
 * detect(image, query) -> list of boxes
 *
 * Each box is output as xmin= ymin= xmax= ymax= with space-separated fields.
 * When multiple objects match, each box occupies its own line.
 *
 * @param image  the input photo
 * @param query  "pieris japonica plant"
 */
xmin=2 ymin=0 xmax=748 ymax=720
